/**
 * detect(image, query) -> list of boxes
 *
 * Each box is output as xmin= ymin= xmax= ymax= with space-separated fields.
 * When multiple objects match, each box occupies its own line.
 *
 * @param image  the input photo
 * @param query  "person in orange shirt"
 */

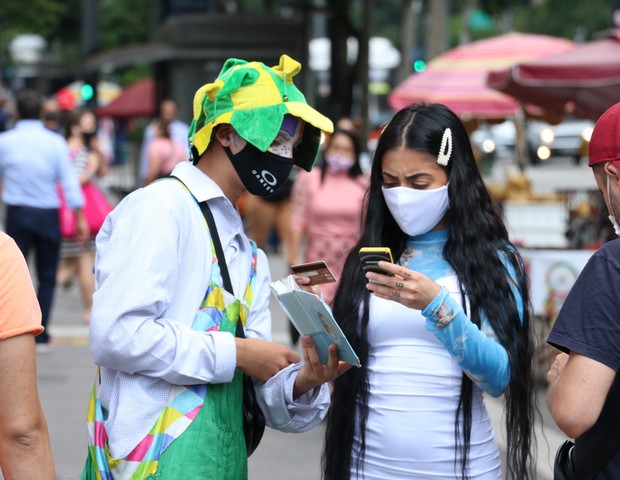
xmin=0 ymin=231 xmax=55 ymax=479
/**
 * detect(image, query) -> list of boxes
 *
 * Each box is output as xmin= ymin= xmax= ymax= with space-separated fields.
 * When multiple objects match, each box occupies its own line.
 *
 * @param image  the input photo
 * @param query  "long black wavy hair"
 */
xmin=323 ymin=103 xmax=535 ymax=480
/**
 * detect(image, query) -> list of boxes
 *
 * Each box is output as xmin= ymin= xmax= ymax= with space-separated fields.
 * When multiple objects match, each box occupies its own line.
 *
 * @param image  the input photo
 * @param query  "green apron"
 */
xmin=82 ymin=236 xmax=258 ymax=480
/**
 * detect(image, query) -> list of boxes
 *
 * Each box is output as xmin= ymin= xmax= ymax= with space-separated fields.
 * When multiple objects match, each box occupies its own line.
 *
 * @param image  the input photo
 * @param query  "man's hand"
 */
xmin=292 ymin=274 xmax=323 ymax=297
xmin=293 ymin=336 xmax=352 ymax=399
xmin=236 ymin=338 xmax=300 ymax=382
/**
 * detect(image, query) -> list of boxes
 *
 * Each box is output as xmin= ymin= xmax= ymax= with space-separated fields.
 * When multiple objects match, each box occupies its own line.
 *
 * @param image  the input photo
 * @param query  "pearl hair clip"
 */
xmin=437 ymin=128 xmax=452 ymax=166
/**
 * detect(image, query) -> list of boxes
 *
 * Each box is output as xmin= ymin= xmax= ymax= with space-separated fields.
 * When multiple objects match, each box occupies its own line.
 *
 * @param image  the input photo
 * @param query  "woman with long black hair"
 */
xmin=323 ymin=103 xmax=535 ymax=480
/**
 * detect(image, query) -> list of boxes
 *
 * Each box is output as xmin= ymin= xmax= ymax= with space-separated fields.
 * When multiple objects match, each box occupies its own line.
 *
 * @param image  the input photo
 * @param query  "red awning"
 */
xmin=95 ymin=78 xmax=156 ymax=119
xmin=487 ymin=33 xmax=620 ymax=120
xmin=388 ymin=33 xmax=575 ymax=120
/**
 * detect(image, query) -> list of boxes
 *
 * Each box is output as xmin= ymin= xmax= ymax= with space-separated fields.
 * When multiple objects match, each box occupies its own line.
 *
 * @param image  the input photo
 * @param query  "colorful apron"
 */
xmin=83 ymin=226 xmax=258 ymax=479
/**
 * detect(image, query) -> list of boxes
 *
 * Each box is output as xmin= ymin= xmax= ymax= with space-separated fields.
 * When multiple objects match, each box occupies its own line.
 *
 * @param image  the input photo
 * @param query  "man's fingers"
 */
xmin=301 ymin=335 xmax=321 ymax=368
xmin=327 ymin=343 xmax=339 ymax=371
xmin=337 ymin=362 xmax=354 ymax=377
xmin=287 ymin=350 xmax=301 ymax=364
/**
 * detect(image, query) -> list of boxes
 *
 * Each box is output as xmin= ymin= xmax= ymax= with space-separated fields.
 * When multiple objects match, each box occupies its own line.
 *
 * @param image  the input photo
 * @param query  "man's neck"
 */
xmin=197 ymin=149 xmax=245 ymax=204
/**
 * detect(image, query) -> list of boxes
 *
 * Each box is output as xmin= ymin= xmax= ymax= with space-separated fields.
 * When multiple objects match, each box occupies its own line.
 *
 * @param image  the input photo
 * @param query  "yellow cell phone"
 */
xmin=359 ymin=247 xmax=394 ymax=276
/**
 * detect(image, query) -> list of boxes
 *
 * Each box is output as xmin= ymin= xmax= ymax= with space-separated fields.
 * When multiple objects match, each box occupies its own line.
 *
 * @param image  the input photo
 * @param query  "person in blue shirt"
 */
xmin=0 ymin=90 xmax=88 ymax=345
xmin=323 ymin=103 xmax=535 ymax=480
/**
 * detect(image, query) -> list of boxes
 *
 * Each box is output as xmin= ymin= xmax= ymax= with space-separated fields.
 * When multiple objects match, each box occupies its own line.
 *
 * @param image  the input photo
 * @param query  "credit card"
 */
xmin=290 ymin=261 xmax=337 ymax=285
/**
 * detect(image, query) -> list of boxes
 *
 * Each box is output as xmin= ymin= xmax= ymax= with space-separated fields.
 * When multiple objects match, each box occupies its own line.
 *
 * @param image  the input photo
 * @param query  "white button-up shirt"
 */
xmin=90 ymin=161 xmax=329 ymax=457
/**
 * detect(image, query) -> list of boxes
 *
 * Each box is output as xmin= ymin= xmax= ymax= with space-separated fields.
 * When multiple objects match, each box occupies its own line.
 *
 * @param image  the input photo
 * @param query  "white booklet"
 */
xmin=269 ymin=275 xmax=361 ymax=367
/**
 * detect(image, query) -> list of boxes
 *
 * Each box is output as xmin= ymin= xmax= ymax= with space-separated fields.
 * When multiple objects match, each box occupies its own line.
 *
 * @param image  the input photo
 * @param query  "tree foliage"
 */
xmin=0 ymin=0 xmax=67 ymax=59
xmin=99 ymin=0 xmax=152 ymax=50
xmin=512 ymin=0 xmax=611 ymax=41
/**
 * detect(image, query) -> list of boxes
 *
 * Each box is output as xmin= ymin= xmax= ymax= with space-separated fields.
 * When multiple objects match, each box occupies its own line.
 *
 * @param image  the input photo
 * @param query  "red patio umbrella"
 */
xmin=388 ymin=32 xmax=575 ymax=120
xmin=95 ymin=78 xmax=156 ymax=119
xmin=487 ymin=31 xmax=620 ymax=121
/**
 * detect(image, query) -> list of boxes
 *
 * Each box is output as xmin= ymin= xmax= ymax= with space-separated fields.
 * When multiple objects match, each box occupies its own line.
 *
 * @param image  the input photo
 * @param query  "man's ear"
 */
xmin=604 ymin=161 xmax=620 ymax=183
xmin=214 ymin=124 xmax=235 ymax=147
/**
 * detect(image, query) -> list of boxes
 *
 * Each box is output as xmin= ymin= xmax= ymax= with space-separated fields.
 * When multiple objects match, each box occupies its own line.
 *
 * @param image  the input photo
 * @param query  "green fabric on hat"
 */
xmin=189 ymin=54 xmax=333 ymax=171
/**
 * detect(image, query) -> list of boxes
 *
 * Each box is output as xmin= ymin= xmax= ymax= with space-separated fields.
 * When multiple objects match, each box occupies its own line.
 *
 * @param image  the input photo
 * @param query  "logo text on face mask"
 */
xmin=252 ymin=169 xmax=276 ymax=193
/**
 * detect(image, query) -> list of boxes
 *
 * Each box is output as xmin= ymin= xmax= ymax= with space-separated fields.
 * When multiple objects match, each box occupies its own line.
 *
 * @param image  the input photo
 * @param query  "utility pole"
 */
xmin=396 ymin=0 xmax=423 ymax=84
xmin=426 ymin=0 xmax=449 ymax=61
xmin=358 ymin=0 xmax=375 ymax=150
xmin=328 ymin=0 xmax=352 ymax=122
xmin=81 ymin=0 xmax=99 ymax=109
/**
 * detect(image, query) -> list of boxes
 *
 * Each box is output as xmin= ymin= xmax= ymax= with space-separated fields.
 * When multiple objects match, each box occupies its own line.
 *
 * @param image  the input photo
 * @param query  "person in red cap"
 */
xmin=547 ymin=101 xmax=620 ymax=479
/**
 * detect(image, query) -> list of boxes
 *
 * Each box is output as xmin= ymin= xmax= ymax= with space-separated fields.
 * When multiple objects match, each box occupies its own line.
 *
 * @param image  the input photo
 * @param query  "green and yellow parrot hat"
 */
xmin=188 ymin=54 xmax=334 ymax=172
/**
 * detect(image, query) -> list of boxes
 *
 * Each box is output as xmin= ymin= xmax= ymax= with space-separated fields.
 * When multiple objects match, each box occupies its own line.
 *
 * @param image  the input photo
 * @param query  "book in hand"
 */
xmin=269 ymin=275 xmax=361 ymax=367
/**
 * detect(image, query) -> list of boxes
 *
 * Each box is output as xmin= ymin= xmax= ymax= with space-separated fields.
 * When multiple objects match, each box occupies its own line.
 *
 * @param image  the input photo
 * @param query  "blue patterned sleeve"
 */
xmin=422 ymin=252 xmax=524 ymax=397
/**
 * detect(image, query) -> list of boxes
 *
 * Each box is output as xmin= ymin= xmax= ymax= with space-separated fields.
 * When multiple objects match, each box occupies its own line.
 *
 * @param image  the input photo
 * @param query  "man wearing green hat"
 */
xmin=81 ymin=55 xmax=349 ymax=480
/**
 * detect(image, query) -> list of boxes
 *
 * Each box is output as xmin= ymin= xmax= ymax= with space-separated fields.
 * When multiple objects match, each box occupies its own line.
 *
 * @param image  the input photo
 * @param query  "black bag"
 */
xmin=238 ymin=321 xmax=266 ymax=457
xmin=554 ymin=440 xmax=576 ymax=480
xmin=196 ymin=195 xmax=266 ymax=457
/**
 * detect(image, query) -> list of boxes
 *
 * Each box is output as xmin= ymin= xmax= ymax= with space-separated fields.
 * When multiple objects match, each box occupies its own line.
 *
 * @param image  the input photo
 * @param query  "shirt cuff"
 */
xmin=422 ymin=286 xmax=458 ymax=328
xmin=209 ymin=331 xmax=237 ymax=383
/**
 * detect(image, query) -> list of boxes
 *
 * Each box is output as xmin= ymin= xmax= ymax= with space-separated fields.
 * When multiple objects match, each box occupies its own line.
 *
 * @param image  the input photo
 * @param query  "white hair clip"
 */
xmin=437 ymin=128 xmax=452 ymax=166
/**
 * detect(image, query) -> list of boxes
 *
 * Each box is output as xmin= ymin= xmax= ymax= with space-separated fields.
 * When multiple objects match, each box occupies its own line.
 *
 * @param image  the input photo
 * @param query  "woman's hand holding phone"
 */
xmin=361 ymin=249 xmax=441 ymax=310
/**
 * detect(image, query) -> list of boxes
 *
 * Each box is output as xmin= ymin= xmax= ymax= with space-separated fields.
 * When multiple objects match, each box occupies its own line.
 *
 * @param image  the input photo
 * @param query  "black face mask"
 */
xmin=82 ymin=131 xmax=96 ymax=146
xmin=224 ymin=143 xmax=294 ymax=198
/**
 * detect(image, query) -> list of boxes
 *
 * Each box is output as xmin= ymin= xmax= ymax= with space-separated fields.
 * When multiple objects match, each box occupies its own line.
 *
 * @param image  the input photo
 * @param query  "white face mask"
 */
xmin=382 ymin=185 xmax=450 ymax=237
xmin=325 ymin=153 xmax=355 ymax=173
xmin=607 ymin=175 xmax=620 ymax=236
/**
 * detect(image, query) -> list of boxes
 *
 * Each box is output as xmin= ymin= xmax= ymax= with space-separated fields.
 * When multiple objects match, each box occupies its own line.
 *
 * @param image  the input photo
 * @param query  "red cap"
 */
xmin=589 ymin=102 xmax=620 ymax=168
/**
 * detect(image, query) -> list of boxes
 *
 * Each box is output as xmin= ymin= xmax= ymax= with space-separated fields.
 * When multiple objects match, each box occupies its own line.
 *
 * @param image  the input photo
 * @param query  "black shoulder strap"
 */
xmin=170 ymin=176 xmax=245 ymax=339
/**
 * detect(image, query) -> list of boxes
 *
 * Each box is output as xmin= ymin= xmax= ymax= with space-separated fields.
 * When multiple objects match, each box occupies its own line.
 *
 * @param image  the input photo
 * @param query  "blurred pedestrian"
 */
xmin=42 ymin=97 xmax=62 ymax=134
xmin=57 ymin=110 xmax=108 ymax=324
xmin=288 ymin=128 xmax=368 ymax=309
xmin=323 ymin=103 xmax=535 ymax=480
xmin=81 ymin=54 xmax=349 ymax=479
xmin=0 ymin=85 xmax=14 ymax=133
xmin=138 ymin=98 xmax=189 ymax=184
xmin=0 ymin=90 xmax=88 ymax=346
xmin=547 ymin=101 xmax=620 ymax=478
xmin=143 ymin=117 xmax=187 ymax=184
xmin=0 ymin=231 xmax=55 ymax=479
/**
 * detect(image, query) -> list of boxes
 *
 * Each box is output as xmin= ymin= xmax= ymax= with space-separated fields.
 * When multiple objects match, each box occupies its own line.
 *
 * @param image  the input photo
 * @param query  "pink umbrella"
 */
xmin=388 ymin=32 xmax=576 ymax=120
xmin=487 ymin=31 xmax=620 ymax=120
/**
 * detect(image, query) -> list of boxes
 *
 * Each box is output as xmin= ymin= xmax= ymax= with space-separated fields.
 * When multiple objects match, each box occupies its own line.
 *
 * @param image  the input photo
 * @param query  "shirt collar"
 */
xmin=170 ymin=160 xmax=229 ymax=205
xmin=15 ymin=119 xmax=44 ymax=129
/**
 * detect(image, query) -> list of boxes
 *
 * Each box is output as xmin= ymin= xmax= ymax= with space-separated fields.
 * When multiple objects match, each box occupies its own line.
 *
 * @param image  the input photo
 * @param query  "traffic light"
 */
xmin=80 ymin=83 xmax=94 ymax=101
xmin=413 ymin=59 xmax=426 ymax=73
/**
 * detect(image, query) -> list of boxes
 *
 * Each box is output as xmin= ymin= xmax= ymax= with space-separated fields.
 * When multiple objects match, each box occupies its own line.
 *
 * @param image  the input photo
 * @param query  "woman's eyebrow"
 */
xmin=382 ymin=171 xmax=432 ymax=180
xmin=405 ymin=172 xmax=432 ymax=180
